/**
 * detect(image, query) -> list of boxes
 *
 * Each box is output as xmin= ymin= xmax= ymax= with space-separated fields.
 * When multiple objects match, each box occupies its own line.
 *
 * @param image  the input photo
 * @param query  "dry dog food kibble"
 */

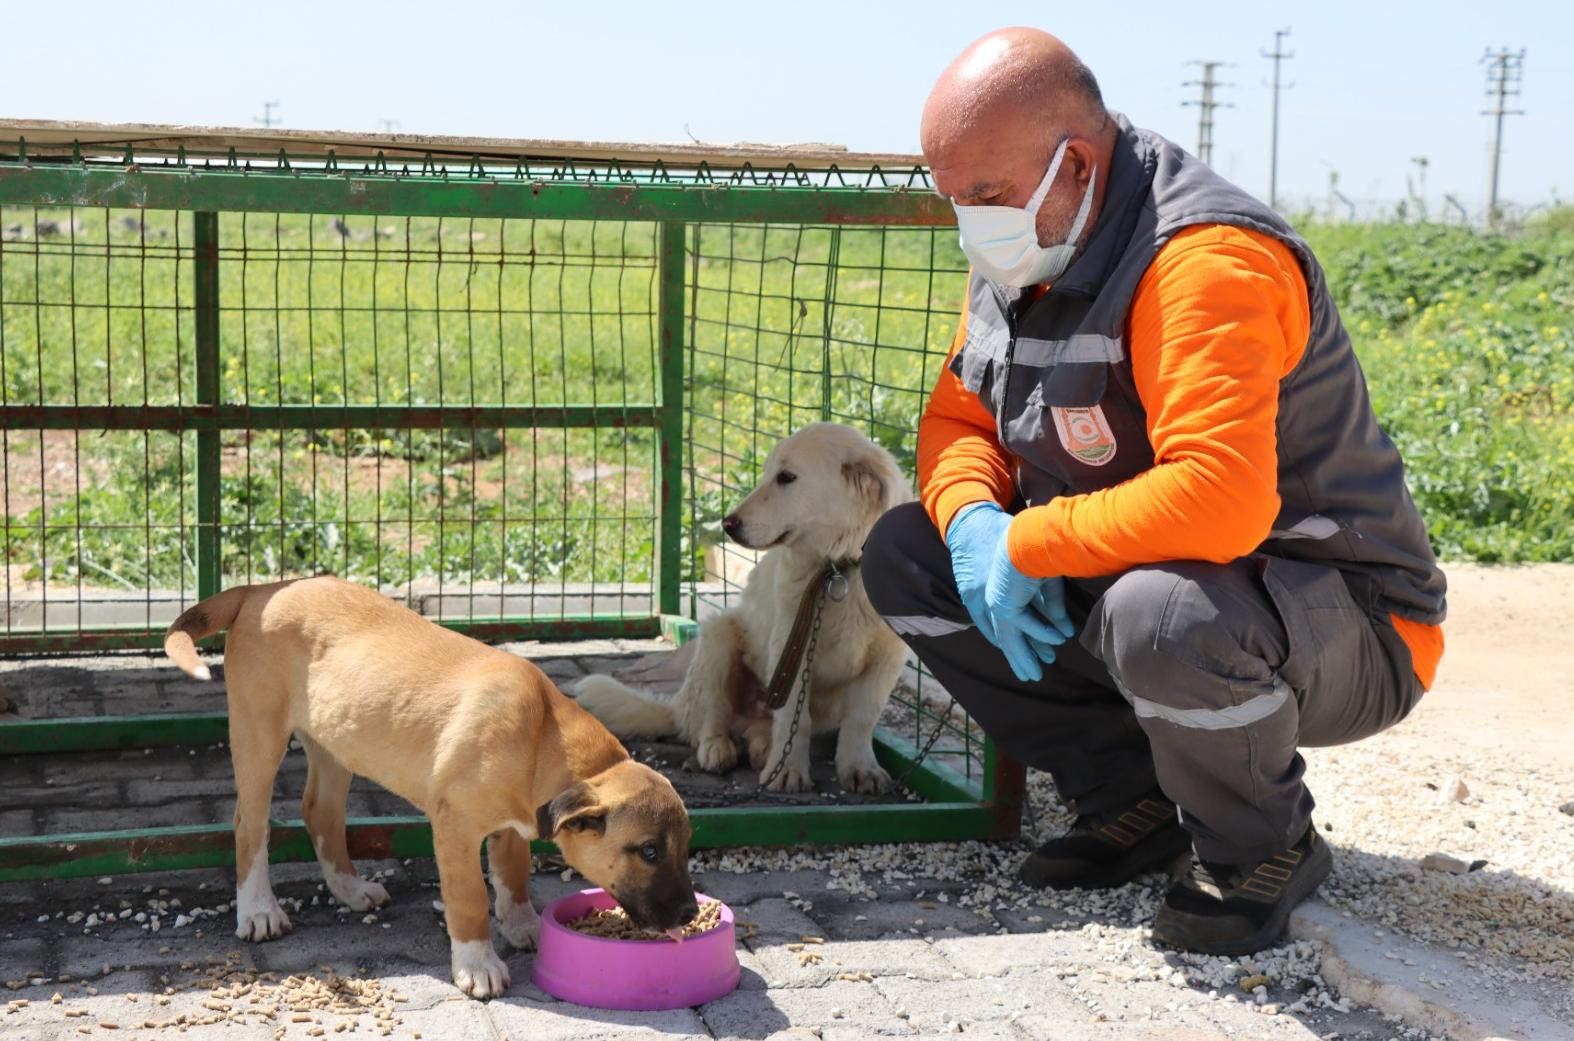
xmin=566 ymin=900 xmax=721 ymax=941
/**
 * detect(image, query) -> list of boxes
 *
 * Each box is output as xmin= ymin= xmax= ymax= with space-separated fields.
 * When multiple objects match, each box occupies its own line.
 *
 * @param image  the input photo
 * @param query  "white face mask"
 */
xmin=950 ymin=137 xmax=1098 ymax=288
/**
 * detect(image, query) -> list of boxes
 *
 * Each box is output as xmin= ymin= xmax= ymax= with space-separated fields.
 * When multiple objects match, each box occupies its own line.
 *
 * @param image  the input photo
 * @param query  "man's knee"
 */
xmin=861 ymin=501 xmax=943 ymax=617
xmin=1086 ymin=561 xmax=1284 ymax=709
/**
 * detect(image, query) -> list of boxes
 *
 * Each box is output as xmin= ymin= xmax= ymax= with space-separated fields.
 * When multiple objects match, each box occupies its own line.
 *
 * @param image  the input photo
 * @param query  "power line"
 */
xmin=253 ymin=101 xmax=281 ymax=129
xmin=1262 ymin=28 xmax=1293 ymax=210
xmin=1481 ymin=48 xmax=1525 ymax=226
xmin=1181 ymin=62 xmax=1233 ymax=167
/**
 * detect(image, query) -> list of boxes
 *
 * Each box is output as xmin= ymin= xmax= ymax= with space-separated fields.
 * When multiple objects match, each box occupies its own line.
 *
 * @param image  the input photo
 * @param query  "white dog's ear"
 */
xmin=842 ymin=453 xmax=892 ymax=510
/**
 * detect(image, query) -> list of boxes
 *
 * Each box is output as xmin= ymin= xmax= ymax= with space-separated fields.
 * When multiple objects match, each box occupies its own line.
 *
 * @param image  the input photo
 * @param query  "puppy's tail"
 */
xmin=163 ymin=587 xmax=249 ymax=681
xmin=572 ymin=675 xmax=678 ymax=738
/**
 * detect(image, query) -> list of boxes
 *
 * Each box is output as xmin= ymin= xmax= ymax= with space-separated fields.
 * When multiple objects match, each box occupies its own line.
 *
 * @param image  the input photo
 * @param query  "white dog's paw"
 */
xmin=763 ymin=757 xmax=814 ymax=793
xmin=326 ymin=873 xmax=390 ymax=913
xmin=234 ymin=899 xmax=292 ymax=942
xmin=838 ymin=756 xmax=892 ymax=795
xmin=451 ymin=939 xmax=511 ymax=999
xmin=694 ymin=735 xmax=740 ymax=773
xmin=747 ymin=735 xmax=770 ymax=773
xmin=496 ymin=898 xmax=541 ymax=950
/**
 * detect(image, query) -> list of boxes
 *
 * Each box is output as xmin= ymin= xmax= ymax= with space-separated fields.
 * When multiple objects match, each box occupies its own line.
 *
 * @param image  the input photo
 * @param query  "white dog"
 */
xmin=575 ymin=423 xmax=911 ymax=793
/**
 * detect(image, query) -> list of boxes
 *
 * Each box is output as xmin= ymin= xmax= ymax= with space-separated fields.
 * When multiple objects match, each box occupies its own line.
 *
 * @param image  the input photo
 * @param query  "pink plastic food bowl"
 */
xmin=531 ymin=889 xmax=740 ymax=1011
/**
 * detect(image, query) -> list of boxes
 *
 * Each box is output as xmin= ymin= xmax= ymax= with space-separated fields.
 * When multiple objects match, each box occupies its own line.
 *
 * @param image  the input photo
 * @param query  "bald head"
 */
xmin=922 ymin=28 xmax=1107 ymax=160
xmin=922 ymin=28 xmax=1116 ymax=266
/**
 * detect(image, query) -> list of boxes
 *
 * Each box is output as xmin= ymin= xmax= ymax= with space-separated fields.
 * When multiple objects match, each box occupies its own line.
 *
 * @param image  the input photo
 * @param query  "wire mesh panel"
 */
xmin=685 ymin=222 xmax=983 ymax=782
xmin=0 ymin=130 xmax=1024 ymax=874
xmin=1 ymin=206 xmax=669 ymax=643
xmin=1 ymin=207 xmax=195 ymax=632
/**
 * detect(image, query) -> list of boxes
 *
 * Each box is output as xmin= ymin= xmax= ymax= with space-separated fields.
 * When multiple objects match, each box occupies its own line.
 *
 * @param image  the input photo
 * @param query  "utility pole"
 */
xmin=376 ymin=118 xmax=401 ymax=134
xmin=1407 ymin=156 xmax=1429 ymax=221
xmin=1262 ymin=28 xmax=1293 ymax=209
xmin=1481 ymin=48 xmax=1525 ymax=226
xmin=1182 ymin=62 xmax=1232 ymax=166
xmin=253 ymin=101 xmax=281 ymax=128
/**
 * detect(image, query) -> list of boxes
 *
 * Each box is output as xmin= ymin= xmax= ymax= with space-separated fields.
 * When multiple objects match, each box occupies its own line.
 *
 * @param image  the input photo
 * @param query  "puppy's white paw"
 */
xmin=496 ymin=897 xmax=541 ymax=950
xmin=837 ymin=756 xmax=892 ymax=795
xmin=763 ymin=757 xmax=814 ymax=793
xmin=694 ymin=735 xmax=739 ymax=773
xmin=451 ymin=939 xmax=510 ymax=999
xmin=327 ymin=873 xmax=390 ymax=913
xmin=234 ymin=900 xmax=292 ymax=942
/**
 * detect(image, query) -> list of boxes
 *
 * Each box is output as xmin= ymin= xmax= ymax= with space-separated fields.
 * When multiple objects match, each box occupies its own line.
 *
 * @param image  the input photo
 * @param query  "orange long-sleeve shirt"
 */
xmin=917 ymin=224 xmax=1443 ymax=689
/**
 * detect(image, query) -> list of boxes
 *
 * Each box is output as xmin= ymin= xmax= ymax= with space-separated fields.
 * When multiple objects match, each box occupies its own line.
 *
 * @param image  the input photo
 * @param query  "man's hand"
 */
xmin=1032 ymin=578 xmax=1076 ymax=644
xmin=946 ymin=502 xmax=1012 ymax=646
xmin=983 ymin=540 xmax=1073 ymax=682
xmin=946 ymin=503 xmax=1076 ymax=682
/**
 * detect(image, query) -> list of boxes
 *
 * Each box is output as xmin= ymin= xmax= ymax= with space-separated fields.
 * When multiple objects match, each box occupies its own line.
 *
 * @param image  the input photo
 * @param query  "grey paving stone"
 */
xmin=872 ymin=973 xmax=1038 ymax=1033
xmin=732 ymin=898 xmax=821 ymax=942
xmin=761 ymin=1029 xmax=825 ymax=1041
xmin=698 ymin=988 xmax=815 ymax=1040
xmin=733 ymin=945 xmax=770 ymax=992
xmin=576 ymin=654 xmax=666 ymax=677
xmin=824 ymin=1026 xmax=1029 ymax=1041
xmin=0 ymin=937 xmax=47 ymax=977
xmin=692 ymin=869 xmax=846 ymax=907
xmin=812 ymin=897 xmax=990 ymax=941
xmin=247 ymin=913 xmax=451 ymax=978
xmin=991 ymin=904 xmax=1079 ymax=933
xmin=749 ymin=937 xmax=954 ymax=989
xmin=487 ymin=991 xmax=709 ymax=1041
xmin=531 ymin=656 xmax=588 ymax=684
xmin=89 ymin=937 xmax=261 ymax=985
xmin=380 ymin=1001 xmax=501 ymax=1040
xmin=932 ymin=929 xmax=1086 ymax=978
xmin=703 ymin=979 xmax=908 ymax=1039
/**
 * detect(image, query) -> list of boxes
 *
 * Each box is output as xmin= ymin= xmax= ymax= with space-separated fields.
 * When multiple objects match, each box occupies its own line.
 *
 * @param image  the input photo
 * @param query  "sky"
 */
xmin=4 ymin=0 xmax=1570 ymax=216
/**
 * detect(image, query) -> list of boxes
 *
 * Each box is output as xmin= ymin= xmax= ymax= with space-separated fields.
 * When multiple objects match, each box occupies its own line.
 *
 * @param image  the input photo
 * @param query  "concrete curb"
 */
xmin=1289 ymin=899 xmax=1567 ymax=1041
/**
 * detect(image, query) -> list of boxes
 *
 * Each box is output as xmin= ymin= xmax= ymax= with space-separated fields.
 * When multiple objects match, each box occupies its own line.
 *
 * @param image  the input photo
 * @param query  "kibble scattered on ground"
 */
xmin=5 ymin=585 xmax=1569 ymax=1041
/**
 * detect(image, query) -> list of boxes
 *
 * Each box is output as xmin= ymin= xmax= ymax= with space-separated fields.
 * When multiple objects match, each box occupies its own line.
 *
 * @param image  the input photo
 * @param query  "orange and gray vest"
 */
xmin=950 ymin=114 xmax=1446 ymax=625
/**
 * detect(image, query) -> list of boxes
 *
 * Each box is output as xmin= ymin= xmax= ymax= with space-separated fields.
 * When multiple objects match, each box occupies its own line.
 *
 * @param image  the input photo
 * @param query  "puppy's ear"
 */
xmin=535 ymin=782 xmax=607 ymax=838
xmin=843 ymin=452 xmax=893 ymax=510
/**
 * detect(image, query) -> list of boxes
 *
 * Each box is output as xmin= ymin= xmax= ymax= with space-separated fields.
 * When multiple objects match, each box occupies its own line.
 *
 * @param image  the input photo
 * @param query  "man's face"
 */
xmin=928 ymin=129 xmax=1098 ymax=253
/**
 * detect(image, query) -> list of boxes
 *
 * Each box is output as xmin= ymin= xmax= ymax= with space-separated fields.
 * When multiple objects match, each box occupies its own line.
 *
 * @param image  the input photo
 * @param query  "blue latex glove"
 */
xmin=947 ymin=503 xmax=1074 ymax=682
xmin=945 ymin=502 xmax=1012 ymax=646
xmin=1032 ymin=578 xmax=1077 ymax=641
xmin=1025 ymin=578 xmax=1078 ymax=667
xmin=982 ymin=531 xmax=1073 ymax=683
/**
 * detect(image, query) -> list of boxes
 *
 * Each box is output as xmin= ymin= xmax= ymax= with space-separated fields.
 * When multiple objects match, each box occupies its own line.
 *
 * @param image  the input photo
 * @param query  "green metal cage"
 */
xmin=0 ymin=122 xmax=1022 ymax=882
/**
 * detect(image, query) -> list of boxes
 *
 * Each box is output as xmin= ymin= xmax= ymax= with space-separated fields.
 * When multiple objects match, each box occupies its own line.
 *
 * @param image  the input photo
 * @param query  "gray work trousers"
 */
xmin=862 ymin=502 xmax=1425 ymax=863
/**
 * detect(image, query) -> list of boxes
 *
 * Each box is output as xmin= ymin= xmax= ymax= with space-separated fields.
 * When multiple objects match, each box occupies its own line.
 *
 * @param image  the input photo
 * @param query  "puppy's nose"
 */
xmin=677 ymin=899 xmax=700 ymax=926
xmin=720 ymin=514 xmax=741 ymax=536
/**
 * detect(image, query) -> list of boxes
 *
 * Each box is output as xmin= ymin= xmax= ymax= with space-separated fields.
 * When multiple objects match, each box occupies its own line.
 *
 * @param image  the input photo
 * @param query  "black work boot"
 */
xmin=1150 ymin=823 xmax=1333 ymax=956
xmin=1018 ymin=790 xmax=1192 ymax=890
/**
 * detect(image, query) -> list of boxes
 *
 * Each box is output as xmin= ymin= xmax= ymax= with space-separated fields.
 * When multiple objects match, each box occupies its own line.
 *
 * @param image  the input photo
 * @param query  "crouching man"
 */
xmin=863 ymin=27 xmax=1446 ymax=955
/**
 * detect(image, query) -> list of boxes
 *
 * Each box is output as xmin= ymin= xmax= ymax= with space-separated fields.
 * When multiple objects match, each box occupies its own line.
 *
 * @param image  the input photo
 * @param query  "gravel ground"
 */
xmin=2 ymin=562 xmax=1568 ymax=1040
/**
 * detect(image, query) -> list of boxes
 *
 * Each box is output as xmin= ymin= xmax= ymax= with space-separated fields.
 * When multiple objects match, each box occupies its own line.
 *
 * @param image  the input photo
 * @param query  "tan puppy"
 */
xmin=575 ymin=423 xmax=911 ymax=793
xmin=163 ymin=577 xmax=696 ymax=999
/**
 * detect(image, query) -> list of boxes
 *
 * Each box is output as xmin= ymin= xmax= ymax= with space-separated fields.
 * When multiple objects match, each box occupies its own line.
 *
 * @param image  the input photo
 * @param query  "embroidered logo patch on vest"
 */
xmin=1051 ymin=405 xmax=1118 ymax=466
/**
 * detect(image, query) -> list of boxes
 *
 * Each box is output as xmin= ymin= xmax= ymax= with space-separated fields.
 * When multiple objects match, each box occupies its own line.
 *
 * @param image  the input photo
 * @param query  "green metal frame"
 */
xmin=0 ymin=141 xmax=1024 ymax=878
xmin=0 ymin=726 xmax=1016 ymax=882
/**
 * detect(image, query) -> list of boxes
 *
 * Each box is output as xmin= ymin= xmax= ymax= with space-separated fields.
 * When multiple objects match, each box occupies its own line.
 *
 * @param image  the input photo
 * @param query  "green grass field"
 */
xmin=1 ymin=204 xmax=1568 ymax=600
xmin=1304 ymin=216 xmax=1574 ymax=562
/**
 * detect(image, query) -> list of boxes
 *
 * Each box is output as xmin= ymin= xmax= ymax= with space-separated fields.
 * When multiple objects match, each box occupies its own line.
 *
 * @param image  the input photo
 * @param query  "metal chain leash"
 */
xmin=887 ymin=696 xmax=959 ymax=791
xmin=754 ymin=560 xmax=962 ymax=796
xmin=756 ymin=568 xmax=831 ymax=792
